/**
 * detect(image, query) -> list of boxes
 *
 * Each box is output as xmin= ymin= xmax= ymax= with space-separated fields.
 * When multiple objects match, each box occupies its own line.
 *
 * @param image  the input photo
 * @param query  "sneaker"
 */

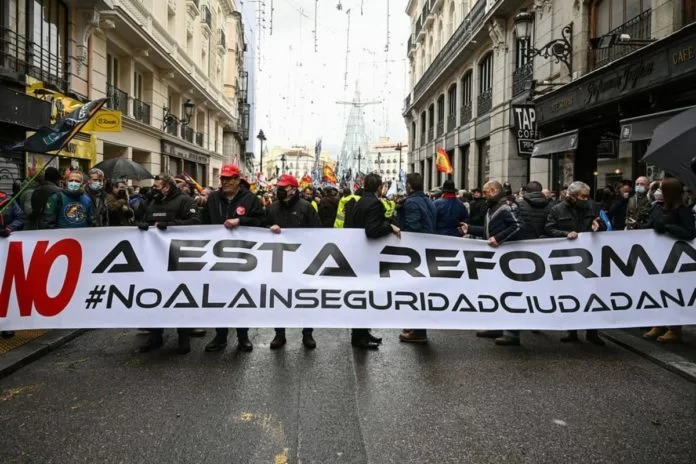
xmin=495 ymin=335 xmax=521 ymax=346
xmin=351 ymin=338 xmax=379 ymax=350
xmin=399 ymin=332 xmax=428 ymax=344
xmin=476 ymin=330 xmax=503 ymax=339
xmin=204 ymin=336 xmax=228 ymax=352
xmin=302 ymin=333 xmax=317 ymax=349
xmin=368 ymin=332 xmax=383 ymax=344
xmin=270 ymin=334 xmax=287 ymax=350
xmin=237 ymin=337 xmax=253 ymax=352
xmin=139 ymin=334 xmax=164 ymax=353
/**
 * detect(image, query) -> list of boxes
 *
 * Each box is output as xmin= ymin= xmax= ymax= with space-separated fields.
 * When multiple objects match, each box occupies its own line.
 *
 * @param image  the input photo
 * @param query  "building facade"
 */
xmin=0 ymin=0 xmax=249 ymax=193
xmin=263 ymin=145 xmax=333 ymax=180
xmin=366 ymin=137 xmax=407 ymax=182
xmin=404 ymin=0 xmax=696 ymax=194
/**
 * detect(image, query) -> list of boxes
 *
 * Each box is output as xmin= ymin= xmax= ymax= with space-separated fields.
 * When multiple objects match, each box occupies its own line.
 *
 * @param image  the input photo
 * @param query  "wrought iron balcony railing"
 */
xmin=0 ymin=26 xmax=68 ymax=91
xmin=195 ymin=131 xmax=204 ymax=147
xmin=106 ymin=84 xmax=129 ymax=115
xmin=132 ymin=98 xmax=151 ymax=125
xmin=182 ymin=126 xmax=194 ymax=143
xmin=460 ymin=104 xmax=473 ymax=126
xmin=201 ymin=5 xmax=212 ymax=29
xmin=165 ymin=120 xmax=178 ymax=136
xmin=477 ymin=90 xmax=492 ymax=116
xmin=512 ymin=62 xmax=533 ymax=97
xmin=592 ymin=9 xmax=652 ymax=70
xmin=447 ymin=114 xmax=456 ymax=132
xmin=436 ymin=120 xmax=444 ymax=137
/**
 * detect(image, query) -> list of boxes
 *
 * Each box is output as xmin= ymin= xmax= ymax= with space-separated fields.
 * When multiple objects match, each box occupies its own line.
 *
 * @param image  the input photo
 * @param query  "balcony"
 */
xmin=412 ymin=0 xmax=486 ymax=106
xmin=592 ymin=9 xmax=652 ymax=70
xmin=195 ymin=131 xmax=205 ymax=147
xmin=416 ymin=16 xmax=426 ymax=43
xmin=132 ymin=98 xmax=151 ymax=125
xmin=182 ymin=126 xmax=194 ymax=143
xmin=218 ymin=29 xmax=227 ymax=53
xmin=436 ymin=120 xmax=444 ymax=138
xmin=460 ymin=104 xmax=472 ymax=126
xmin=477 ymin=90 xmax=492 ymax=116
xmin=407 ymin=35 xmax=415 ymax=58
xmin=0 ymin=26 xmax=68 ymax=91
xmin=423 ymin=3 xmax=433 ymax=28
xmin=512 ymin=62 xmax=533 ymax=97
xmin=403 ymin=94 xmax=411 ymax=114
xmin=428 ymin=127 xmax=434 ymax=142
xmin=187 ymin=0 xmax=200 ymax=17
xmin=201 ymin=5 xmax=212 ymax=35
xmin=165 ymin=120 xmax=179 ymax=136
xmin=106 ymin=84 xmax=129 ymax=115
xmin=447 ymin=114 xmax=456 ymax=132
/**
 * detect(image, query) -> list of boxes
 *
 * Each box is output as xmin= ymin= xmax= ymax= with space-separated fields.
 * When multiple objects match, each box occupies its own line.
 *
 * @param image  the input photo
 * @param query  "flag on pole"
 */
xmin=322 ymin=163 xmax=337 ymax=184
xmin=435 ymin=147 xmax=453 ymax=174
xmin=385 ymin=180 xmax=398 ymax=199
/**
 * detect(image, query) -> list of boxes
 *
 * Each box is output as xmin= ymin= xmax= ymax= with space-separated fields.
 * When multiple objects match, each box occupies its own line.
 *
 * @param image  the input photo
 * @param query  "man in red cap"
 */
xmin=266 ymin=174 xmax=321 ymax=349
xmin=201 ymin=164 xmax=265 ymax=353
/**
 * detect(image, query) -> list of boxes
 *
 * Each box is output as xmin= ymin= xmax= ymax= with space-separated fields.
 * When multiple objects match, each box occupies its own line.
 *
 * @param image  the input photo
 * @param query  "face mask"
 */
xmin=574 ymin=199 xmax=589 ymax=209
xmin=635 ymin=185 xmax=646 ymax=195
xmin=151 ymin=189 xmax=164 ymax=201
xmin=67 ymin=181 xmax=81 ymax=192
xmin=622 ymin=192 xmax=630 ymax=199
xmin=89 ymin=182 xmax=102 ymax=191
xmin=654 ymin=189 xmax=663 ymax=202
xmin=276 ymin=188 xmax=288 ymax=201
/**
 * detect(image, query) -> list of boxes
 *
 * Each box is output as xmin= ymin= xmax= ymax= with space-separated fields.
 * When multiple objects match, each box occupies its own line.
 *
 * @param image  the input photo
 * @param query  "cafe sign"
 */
xmin=510 ymin=105 xmax=538 ymax=157
xmin=161 ymin=140 xmax=209 ymax=165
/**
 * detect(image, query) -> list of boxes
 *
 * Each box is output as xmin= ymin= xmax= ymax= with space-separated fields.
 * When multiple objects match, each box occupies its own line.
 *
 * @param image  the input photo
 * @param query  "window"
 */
xmin=479 ymin=54 xmax=493 ymax=93
xmin=516 ymin=38 xmax=531 ymax=69
xmin=133 ymin=71 xmax=143 ymax=100
xmin=448 ymin=2 xmax=456 ymax=36
xmin=107 ymin=54 xmax=119 ymax=87
xmin=684 ymin=0 xmax=696 ymax=25
xmin=461 ymin=72 xmax=472 ymax=105
xmin=448 ymin=84 xmax=457 ymax=116
xmin=594 ymin=0 xmax=650 ymax=36
xmin=477 ymin=138 xmax=490 ymax=188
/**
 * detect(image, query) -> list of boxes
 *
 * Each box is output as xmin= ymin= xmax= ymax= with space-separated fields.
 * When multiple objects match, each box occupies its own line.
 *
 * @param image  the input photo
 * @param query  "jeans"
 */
xmin=275 ymin=328 xmax=313 ymax=335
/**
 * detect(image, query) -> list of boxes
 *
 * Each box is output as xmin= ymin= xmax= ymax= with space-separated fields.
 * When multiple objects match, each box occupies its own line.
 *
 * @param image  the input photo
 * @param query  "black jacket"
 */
xmin=318 ymin=195 xmax=339 ymax=227
xmin=545 ymin=199 xmax=604 ymax=237
xmin=345 ymin=191 xmax=393 ymax=238
xmin=469 ymin=193 xmax=522 ymax=243
xmin=645 ymin=204 xmax=696 ymax=240
xmin=608 ymin=198 xmax=628 ymax=230
xmin=86 ymin=189 xmax=109 ymax=227
xmin=29 ymin=180 xmax=61 ymax=228
xmin=517 ymin=191 xmax=553 ymax=240
xmin=144 ymin=189 xmax=200 ymax=225
xmin=468 ymin=198 xmax=487 ymax=227
xmin=265 ymin=193 xmax=321 ymax=228
xmin=202 ymin=188 xmax=265 ymax=226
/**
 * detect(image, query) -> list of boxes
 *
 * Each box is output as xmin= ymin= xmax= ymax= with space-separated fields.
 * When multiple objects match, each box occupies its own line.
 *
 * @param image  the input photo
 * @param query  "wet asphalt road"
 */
xmin=1 ymin=328 xmax=695 ymax=464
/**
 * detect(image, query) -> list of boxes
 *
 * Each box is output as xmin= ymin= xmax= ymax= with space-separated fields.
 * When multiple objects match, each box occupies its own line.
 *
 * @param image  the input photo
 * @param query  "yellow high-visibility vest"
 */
xmin=310 ymin=200 xmax=318 ymax=212
xmin=381 ymin=199 xmax=396 ymax=218
xmin=334 ymin=194 xmax=361 ymax=228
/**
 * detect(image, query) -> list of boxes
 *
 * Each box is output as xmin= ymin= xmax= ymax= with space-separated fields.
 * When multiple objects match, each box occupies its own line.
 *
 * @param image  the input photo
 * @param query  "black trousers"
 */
xmin=149 ymin=328 xmax=191 ymax=337
xmin=214 ymin=328 xmax=249 ymax=338
xmin=352 ymin=329 xmax=370 ymax=341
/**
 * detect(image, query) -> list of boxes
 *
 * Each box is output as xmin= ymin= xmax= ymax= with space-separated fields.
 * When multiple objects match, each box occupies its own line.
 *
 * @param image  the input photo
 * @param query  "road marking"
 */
xmin=1 ymin=384 xmax=42 ymax=402
xmin=553 ymin=419 xmax=568 ymax=426
xmin=240 ymin=412 xmax=254 ymax=421
xmin=274 ymin=448 xmax=289 ymax=464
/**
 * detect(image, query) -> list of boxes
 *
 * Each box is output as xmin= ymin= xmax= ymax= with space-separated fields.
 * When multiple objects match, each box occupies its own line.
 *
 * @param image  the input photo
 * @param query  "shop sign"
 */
xmin=597 ymin=132 xmax=619 ymax=159
xmin=585 ymin=59 xmax=659 ymax=105
xmin=510 ymin=105 xmax=538 ymax=157
xmin=670 ymin=37 xmax=696 ymax=78
xmin=83 ymin=110 xmax=122 ymax=132
xmin=161 ymin=140 xmax=209 ymax=165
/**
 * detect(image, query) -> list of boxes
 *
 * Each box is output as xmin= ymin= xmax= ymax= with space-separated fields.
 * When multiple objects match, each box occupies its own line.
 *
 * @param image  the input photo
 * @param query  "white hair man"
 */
xmin=545 ymin=180 xmax=606 ymax=345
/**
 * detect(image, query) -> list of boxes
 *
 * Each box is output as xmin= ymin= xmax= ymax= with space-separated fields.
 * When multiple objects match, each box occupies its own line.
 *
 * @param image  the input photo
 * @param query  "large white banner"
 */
xmin=1 ymin=226 xmax=695 ymax=330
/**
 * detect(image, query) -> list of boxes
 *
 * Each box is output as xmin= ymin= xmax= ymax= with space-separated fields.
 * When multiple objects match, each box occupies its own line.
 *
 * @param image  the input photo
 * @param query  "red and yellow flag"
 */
xmin=435 ymin=147 xmax=453 ymax=174
xmin=323 ymin=163 xmax=337 ymax=184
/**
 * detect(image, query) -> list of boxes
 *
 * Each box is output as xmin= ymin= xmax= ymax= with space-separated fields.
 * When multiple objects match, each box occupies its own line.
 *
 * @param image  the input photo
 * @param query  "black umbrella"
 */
xmin=641 ymin=107 xmax=696 ymax=189
xmin=93 ymin=158 xmax=154 ymax=181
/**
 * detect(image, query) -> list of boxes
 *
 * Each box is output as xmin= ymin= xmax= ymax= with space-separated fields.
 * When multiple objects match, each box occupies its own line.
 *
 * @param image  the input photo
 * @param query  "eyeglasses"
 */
xmin=220 ymin=176 xmax=240 ymax=182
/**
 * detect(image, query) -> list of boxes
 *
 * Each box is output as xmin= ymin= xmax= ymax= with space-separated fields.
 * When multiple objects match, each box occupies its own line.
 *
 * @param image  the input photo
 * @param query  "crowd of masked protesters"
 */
xmin=1 ymin=164 xmax=695 ymax=352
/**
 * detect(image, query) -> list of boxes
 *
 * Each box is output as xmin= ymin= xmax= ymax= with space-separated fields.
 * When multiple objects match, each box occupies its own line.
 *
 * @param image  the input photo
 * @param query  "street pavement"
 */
xmin=1 ymin=328 xmax=695 ymax=464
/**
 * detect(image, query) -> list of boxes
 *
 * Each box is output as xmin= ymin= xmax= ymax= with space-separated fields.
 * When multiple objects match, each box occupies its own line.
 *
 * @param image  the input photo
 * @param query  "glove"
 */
xmin=156 ymin=222 xmax=168 ymax=230
xmin=0 ymin=228 xmax=11 ymax=238
xmin=137 ymin=222 xmax=149 ymax=231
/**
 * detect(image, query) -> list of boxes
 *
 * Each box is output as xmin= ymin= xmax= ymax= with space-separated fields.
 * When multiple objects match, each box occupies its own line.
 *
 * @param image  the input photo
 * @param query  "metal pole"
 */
xmin=357 ymin=147 xmax=361 ymax=174
xmin=259 ymin=139 xmax=264 ymax=176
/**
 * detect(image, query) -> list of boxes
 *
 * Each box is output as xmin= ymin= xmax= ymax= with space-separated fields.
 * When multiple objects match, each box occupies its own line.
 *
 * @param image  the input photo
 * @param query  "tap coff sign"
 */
xmin=511 ymin=105 xmax=539 ymax=157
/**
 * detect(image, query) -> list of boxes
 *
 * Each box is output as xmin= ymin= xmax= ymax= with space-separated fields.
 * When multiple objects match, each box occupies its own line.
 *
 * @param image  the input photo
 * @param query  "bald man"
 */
xmin=626 ymin=176 xmax=651 ymax=229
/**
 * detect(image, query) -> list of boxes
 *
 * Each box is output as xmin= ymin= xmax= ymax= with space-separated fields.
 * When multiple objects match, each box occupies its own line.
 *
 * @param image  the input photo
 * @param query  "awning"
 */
xmin=532 ymin=130 xmax=579 ymax=158
xmin=620 ymin=106 xmax=696 ymax=142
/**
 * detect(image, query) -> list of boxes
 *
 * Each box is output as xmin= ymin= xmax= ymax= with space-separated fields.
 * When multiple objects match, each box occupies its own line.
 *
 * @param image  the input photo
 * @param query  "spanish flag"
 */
xmin=435 ymin=147 xmax=453 ymax=174
xmin=323 ymin=163 xmax=337 ymax=184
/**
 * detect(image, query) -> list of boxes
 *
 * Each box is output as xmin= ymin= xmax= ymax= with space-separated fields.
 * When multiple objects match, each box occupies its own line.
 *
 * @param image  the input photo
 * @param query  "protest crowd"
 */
xmin=1 ymin=162 xmax=695 ymax=354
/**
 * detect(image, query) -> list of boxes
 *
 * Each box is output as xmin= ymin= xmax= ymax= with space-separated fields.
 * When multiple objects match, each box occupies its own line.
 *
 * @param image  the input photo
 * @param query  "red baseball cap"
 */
xmin=220 ymin=164 xmax=241 ymax=177
xmin=276 ymin=174 xmax=299 ymax=187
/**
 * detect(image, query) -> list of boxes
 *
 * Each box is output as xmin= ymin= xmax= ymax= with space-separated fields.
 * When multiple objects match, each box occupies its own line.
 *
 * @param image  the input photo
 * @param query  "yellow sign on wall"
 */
xmin=83 ymin=110 xmax=122 ymax=132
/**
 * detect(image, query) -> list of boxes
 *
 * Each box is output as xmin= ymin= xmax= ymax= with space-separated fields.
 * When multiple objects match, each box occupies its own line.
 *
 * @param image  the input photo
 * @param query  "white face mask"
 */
xmin=622 ymin=191 xmax=630 ymax=199
xmin=635 ymin=185 xmax=647 ymax=195
xmin=67 ymin=181 xmax=81 ymax=192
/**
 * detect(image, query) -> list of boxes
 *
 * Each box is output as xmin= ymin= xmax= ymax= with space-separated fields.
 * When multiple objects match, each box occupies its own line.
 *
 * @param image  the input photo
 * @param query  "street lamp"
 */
xmin=377 ymin=152 xmax=382 ymax=174
xmin=162 ymin=98 xmax=195 ymax=131
xmin=396 ymin=142 xmax=403 ymax=174
xmin=280 ymin=154 xmax=287 ymax=173
xmin=257 ymin=129 xmax=267 ymax=175
xmin=354 ymin=148 xmax=364 ymax=175
xmin=514 ymin=8 xmax=573 ymax=74
xmin=275 ymin=165 xmax=280 ymax=178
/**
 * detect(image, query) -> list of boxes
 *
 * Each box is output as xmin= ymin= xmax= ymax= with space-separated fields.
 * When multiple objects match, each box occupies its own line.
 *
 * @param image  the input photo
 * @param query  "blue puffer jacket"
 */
xmin=397 ymin=190 xmax=436 ymax=233
xmin=434 ymin=196 xmax=469 ymax=236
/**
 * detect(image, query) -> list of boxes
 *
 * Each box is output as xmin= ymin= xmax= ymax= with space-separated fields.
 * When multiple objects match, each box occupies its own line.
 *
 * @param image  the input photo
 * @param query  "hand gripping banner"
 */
xmin=1 ymin=227 xmax=695 ymax=330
